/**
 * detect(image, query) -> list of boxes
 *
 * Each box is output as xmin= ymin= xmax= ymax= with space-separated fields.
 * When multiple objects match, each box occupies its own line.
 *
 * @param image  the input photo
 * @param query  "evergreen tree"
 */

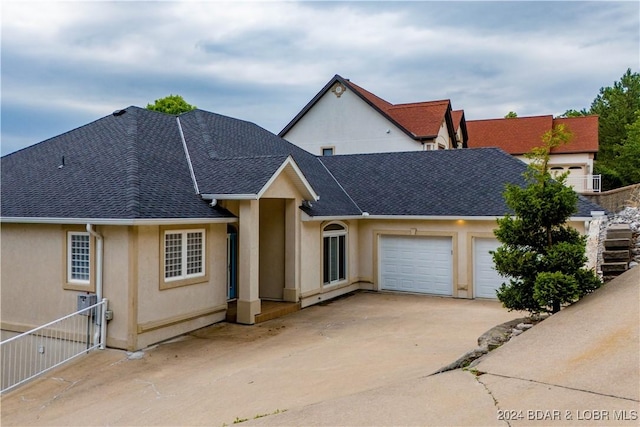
xmin=492 ymin=124 xmax=601 ymax=315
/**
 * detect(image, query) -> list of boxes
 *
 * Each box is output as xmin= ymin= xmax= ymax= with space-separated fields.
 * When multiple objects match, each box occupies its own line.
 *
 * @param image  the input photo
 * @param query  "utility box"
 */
xmin=77 ymin=294 xmax=97 ymax=315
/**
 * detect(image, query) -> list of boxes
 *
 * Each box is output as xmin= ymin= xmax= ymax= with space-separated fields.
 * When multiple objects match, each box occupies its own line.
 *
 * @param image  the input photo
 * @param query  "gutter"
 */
xmin=86 ymin=224 xmax=105 ymax=349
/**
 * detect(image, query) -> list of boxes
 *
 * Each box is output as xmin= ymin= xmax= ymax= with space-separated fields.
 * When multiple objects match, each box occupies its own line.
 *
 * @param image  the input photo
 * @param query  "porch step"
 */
xmin=602 ymin=250 xmax=631 ymax=262
xmin=255 ymin=302 xmax=301 ymax=323
xmin=606 ymin=224 xmax=633 ymax=240
xmin=225 ymin=301 xmax=301 ymax=324
xmin=604 ymin=238 xmax=631 ymax=250
xmin=601 ymin=262 xmax=629 ymax=274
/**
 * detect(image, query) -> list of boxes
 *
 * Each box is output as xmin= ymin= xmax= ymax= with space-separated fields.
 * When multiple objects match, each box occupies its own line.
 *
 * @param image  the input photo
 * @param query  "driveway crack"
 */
xmin=474 ymin=372 xmax=511 ymax=427
xmin=486 ymin=372 xmax=640 ymax=402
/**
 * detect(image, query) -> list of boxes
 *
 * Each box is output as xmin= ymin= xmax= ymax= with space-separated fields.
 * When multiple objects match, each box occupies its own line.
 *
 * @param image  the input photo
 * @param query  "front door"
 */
xmin=227 ymin=225 xmax=238 ymax=300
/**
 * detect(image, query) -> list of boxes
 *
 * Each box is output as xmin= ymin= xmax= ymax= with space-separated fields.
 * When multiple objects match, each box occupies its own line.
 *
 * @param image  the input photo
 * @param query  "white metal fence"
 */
xmin=1 ymin=298 xmax=108 ymax=394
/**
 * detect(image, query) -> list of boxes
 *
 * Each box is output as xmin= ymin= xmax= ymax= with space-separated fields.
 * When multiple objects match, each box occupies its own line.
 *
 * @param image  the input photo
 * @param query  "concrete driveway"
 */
xmin=1 ymin=292 xmax=519 ymax=426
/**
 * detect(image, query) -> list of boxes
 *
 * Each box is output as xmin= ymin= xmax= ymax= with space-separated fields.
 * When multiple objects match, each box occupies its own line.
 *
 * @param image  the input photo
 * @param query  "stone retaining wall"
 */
xmin=583 ymin=183 xmax=640 ymax=213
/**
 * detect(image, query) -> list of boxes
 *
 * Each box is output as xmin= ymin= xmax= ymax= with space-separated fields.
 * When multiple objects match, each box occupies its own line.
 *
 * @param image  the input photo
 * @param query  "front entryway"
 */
xmin=379 ymin=235 xmax=453 ymax=295
xmin=259 ymin=199 xmax=286 ymax=300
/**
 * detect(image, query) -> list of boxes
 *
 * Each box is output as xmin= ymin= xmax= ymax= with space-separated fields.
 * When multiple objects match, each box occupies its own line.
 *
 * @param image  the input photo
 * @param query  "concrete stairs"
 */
xmin=601 ymin=224 xmax=633 ymax=280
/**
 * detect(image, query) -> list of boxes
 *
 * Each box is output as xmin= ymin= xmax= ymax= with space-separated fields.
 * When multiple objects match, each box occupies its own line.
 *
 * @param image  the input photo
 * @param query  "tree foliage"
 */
xmin=504 ymin=111 xmax=518 ymax=118
xmin=563 ymin=69 xmax=640 ymax=189
xmin=492 ymin=124 xmax=601 ymax=315
xmin=146 ymin=94 xmax=196 ymax=115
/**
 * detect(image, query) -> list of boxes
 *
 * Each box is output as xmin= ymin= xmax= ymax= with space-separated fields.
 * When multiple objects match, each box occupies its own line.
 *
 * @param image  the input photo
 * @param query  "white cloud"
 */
xmin=1 ymin=1 xmax=638 ymax=154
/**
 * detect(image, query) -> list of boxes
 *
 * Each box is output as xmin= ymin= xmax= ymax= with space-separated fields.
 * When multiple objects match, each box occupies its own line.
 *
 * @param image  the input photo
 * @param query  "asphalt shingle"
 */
xmin=320 ymin=148 xmax=604 ymax=218
xmin=1 ymin=108 xmax=603 ymax=222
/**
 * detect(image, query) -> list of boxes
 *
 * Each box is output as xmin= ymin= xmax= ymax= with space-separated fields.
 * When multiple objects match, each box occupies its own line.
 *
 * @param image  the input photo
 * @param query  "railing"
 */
xmin=1 ymin=298 xmax=108 ymax=394
xmin=565 ymin=174 xmax=601 ymax=193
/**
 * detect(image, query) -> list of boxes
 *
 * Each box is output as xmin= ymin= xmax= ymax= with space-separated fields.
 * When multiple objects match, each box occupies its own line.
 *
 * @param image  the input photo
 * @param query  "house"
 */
xmin=466 ymin=115 xmax=600 ymax=192
xmin=1 ymin=107 xmax=604 ymax=351
xmin=279 ymin=75 xmax=467 ymax=155
xmin=280 ymin=76 xmax=598 ymax=194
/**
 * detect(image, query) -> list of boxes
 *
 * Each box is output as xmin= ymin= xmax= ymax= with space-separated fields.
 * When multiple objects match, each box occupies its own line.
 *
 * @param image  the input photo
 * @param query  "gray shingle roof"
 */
xmin=177 ymin=110 xmax=361 ymax=216
xmin=1 ymin=107 xmax=231 ymax=220
xmin=319 ymin=148 xmax=604 ymax=218
xmin=1 ymin=107 xmax=604 ymax=222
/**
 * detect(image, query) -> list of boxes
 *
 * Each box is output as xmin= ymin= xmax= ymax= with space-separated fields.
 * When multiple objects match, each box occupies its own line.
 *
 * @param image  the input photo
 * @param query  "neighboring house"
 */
xmin=466 ymin=115 xmax=600 ymax=193
xmin=1 ymin=107 xmax=603 ymax=351
xmin=279 ymin=75 xmax=467 ymax=155
xmin=280 ymin=76 xmax=598 ymax=194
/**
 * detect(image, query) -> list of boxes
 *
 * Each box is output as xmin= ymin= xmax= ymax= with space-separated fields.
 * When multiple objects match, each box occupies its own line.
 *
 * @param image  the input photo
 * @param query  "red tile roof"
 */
xmin=466 ymin=115 xmax=598 ymax=155
xmin=451 ymin=110 xmax=464 ymax=129
xmin=345 ymin=80 xmax=450 ymax=138
xmin=386 ymin=101 xmax=451 ymax=138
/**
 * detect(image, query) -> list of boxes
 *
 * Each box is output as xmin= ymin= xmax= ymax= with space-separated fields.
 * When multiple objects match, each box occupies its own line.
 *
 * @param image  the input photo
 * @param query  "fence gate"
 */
xmin=1 ymin=298 xmax=108 ymax=394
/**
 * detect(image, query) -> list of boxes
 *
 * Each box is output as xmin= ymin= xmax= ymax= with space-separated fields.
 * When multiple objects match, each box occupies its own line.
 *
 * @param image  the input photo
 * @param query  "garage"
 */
xmin=379 ymin=235 xmax=452 ymax=295
xmin=473 ymin=237 xmax=503 ymax=299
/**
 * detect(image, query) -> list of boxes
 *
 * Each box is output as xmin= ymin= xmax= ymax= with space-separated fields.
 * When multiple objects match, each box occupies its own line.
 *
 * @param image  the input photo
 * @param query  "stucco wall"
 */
xmin=0 ymin=224 xmax=130 ymax=344
xmin=283 ymin=86 xmax=419 ymax=155
xmin=133 ymin=223 xmax=227 ymax=350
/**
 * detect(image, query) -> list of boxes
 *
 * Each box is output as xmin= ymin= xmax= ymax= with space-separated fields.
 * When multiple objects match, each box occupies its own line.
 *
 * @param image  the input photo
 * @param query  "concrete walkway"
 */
xmin=2 ymin=269 xmax=638 ymax=426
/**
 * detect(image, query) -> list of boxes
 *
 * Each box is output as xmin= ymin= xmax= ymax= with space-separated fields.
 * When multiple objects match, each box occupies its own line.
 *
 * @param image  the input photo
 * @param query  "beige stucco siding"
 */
xmin=134 ymin=224 xmax=227 ymax=349
xmin=1 ymin=223 xmax=75 ymax=329
xmin=0 ymin=223 xmax=132 ymax=348
xmin=99 ymin=226 xmax=131 ymax=348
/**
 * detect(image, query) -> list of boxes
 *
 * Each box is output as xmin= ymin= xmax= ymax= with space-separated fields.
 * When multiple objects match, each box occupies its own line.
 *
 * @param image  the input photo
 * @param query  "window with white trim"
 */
xmin=68 ymin=232 xmax=91 ymax=284
xmin=164 ymin=229 xmax=205 ymax=282
xmin=323 ymin=223 xmax=347 ymax=285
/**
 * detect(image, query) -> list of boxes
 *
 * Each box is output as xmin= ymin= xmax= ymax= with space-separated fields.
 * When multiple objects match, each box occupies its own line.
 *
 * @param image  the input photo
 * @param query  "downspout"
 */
xmin=86 ymin=224 xmax=105 ymax=349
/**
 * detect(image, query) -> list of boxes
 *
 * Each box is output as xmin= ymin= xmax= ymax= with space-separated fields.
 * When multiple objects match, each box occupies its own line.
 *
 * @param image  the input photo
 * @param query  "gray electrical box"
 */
xmin=77 ymin=294 xmax=97 ymax=315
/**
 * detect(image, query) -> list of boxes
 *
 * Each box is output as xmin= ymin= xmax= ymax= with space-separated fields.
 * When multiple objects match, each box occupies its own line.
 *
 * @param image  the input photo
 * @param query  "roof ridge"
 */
xmin=467 ymin=114 xmax=554 ymax=122
xmin=389 ymin=99 xmax=451 ymax=109
xmin=317 ymin=157 xmax=363 ymax=215
xmin=122 ymin=108 xmax=141 ymax=217
xmin=209 ymin=154 xmax=289 ymax=161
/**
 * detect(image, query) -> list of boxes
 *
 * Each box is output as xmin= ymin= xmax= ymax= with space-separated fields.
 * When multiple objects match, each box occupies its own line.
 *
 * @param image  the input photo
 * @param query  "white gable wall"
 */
xmin=283 ymin=88 xmax=420 ymax=155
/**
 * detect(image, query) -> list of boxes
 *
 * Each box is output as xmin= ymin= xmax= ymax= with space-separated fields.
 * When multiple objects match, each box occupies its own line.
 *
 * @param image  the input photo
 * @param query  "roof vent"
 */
xmin=112 ymin=109 xmax=127 ymax=116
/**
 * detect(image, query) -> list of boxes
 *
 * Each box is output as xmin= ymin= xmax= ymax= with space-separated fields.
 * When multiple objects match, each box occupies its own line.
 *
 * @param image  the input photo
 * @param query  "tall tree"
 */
xmin=563 ymin=69 xmax=640 ymax=189
xmin=504 ymin=111 xmax=518 ymax=118
xmin=492 ymin=124 xmax=601 ymax=315
xmin=146 ymin=95 xmax=196 ymax=115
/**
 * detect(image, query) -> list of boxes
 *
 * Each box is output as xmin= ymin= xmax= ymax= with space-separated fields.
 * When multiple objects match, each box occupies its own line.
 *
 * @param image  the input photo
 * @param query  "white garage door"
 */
xmin=473 ymin=238 xmax=503 ymax=299
xmin=379 ymin=235 xmax=452 ymax=295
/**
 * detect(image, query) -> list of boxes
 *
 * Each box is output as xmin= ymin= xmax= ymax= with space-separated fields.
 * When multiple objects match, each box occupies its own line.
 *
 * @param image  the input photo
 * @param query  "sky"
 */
xmin=1 ymin=1 xmax=638 ymax=156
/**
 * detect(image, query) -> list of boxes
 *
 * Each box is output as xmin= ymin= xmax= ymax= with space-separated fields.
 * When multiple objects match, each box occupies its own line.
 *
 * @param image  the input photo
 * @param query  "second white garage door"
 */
xmin=473 ymin=237 xmax=503 ymax=299
xmin=379 ymin=235 xmax=452 ymax=295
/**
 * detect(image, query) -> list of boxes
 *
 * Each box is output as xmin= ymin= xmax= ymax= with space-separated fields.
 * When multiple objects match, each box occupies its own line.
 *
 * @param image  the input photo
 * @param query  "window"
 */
xmin=68 ymin=232 xmax=90 ymax=284
xmin=163 ymin=229 xmax=206 ymax=286
xmin=323 ymin=223 xmax=347 ymax=285
xmin=322 ymin=147 xmax=334 ymax=156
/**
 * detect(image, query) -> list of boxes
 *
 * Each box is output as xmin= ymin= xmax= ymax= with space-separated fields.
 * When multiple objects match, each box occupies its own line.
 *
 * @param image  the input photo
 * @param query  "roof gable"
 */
xmin=280 ymin=75 xmax=459 ymax=144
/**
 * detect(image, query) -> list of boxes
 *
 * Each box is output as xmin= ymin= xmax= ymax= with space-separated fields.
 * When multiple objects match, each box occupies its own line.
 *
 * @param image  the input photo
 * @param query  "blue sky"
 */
xmin=1 ymin=1 xmax=638 ymax=156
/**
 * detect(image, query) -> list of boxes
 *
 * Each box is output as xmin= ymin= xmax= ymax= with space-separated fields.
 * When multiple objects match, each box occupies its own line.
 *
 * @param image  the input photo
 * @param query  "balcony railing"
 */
xmin=565 ymin=174 xmax=601 ymax=193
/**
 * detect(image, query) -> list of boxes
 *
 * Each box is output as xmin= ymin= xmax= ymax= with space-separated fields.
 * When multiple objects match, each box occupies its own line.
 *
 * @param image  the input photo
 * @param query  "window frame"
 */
xmin=321 ymin=146 xmax=335 ymax=156
xmin=63 ymin=228 xmax=95 ymax=292
xmin=160 ymin=227 xmax=208 ymax=290
xmin=322 ymin=222 xmax=348 ymax=286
